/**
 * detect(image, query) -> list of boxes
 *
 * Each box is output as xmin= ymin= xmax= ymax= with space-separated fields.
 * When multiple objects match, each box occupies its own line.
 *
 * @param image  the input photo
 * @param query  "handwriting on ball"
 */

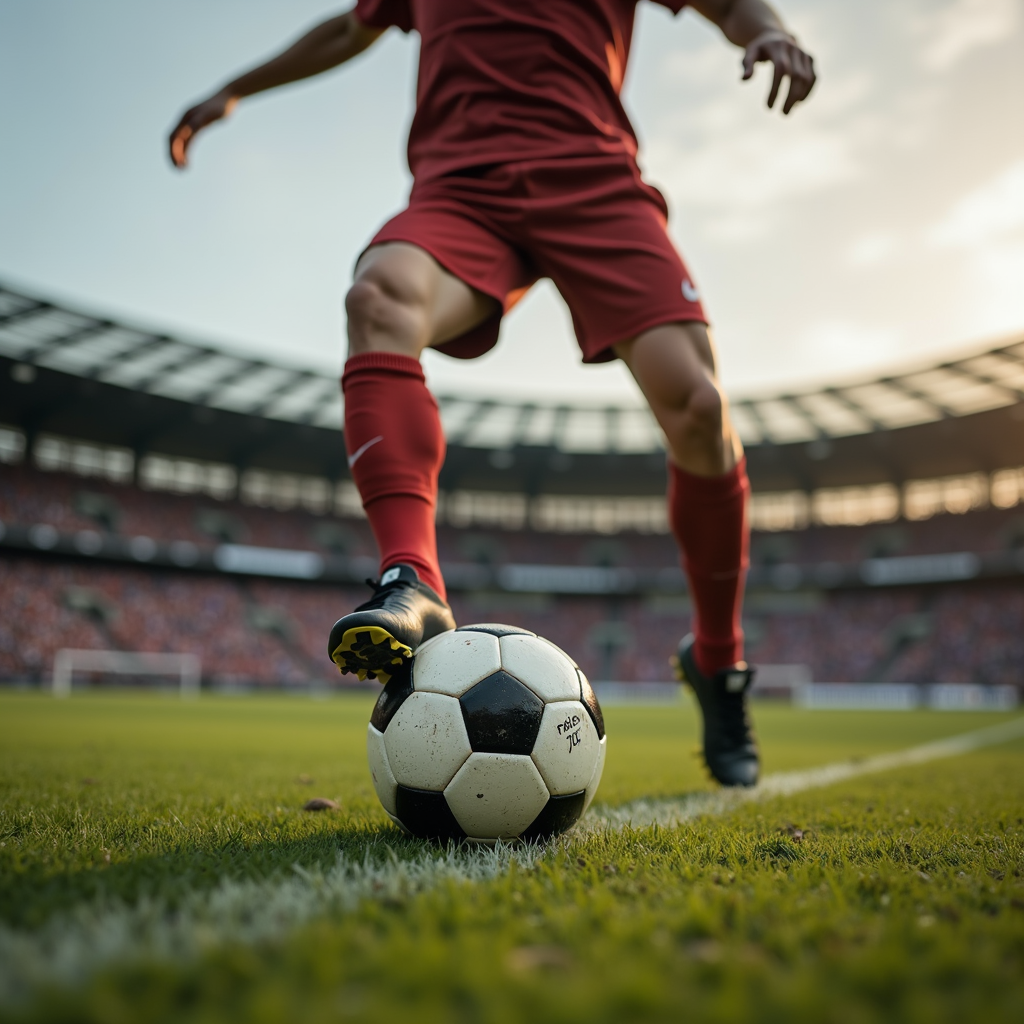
xmin=556 ymin=713 xmax=582 ymax=753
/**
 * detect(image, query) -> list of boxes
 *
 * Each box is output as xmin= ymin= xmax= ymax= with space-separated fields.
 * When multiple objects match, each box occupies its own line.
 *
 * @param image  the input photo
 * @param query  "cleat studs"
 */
xmin=329 ymin=624 xmax=412 ymax=678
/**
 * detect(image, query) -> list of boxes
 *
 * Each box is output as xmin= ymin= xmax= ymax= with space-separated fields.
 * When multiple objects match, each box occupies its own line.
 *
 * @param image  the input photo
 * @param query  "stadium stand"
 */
xmin=2 ymin=281 xmax=1023 ymax=690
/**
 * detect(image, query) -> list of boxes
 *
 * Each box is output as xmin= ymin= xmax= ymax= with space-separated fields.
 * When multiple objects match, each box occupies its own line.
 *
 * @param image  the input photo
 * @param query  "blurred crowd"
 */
xmin=747 ymin=588 xmax=1024 ymax=686
xmin=1 ymin=465 xmax=1022 ymax=688
xmin=2 ymin=554 xmax=1021 ymax=688
xmin=3 ymin=463 xmax=1024 ymax=569
xmin=0 ymin=557 xmax=349 ymax=686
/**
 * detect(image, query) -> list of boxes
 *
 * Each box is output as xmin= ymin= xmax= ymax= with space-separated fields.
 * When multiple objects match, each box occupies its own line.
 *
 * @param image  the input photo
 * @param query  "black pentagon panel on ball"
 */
xmin=521 ymin=791 xmax=587 ymax=841
xmin=455 ymin=623 xmax=535 ymax=638
xmin=369 ymin=661 xmax=414 ymax=732
xmin=578 ymin=671 xmax=605 ymax=739
xmin=460 ymin=670 xmax=544 ymax=754
xmin=394 ymin=786 xmax=467 ymax=842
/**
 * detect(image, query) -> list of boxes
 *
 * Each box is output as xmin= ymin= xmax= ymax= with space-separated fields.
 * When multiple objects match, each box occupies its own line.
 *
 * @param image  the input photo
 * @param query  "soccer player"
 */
xmin=170 ymin=1 xmax=815 ymax=787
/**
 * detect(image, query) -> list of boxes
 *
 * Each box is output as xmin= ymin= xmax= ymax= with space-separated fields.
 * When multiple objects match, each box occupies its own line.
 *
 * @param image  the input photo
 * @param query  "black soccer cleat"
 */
xmin=672 ymin=633 xmax=759 ymax=788
xmin=328 ymin=564 xmax=455 ymax=683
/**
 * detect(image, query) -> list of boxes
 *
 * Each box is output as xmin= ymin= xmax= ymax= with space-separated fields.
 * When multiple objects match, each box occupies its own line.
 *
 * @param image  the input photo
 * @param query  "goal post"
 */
xmin=52 ymin=649 xmax=201 ymax=698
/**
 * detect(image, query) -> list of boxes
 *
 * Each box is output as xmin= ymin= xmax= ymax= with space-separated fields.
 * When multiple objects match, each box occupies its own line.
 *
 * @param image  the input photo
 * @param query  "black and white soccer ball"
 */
xmin=366 ymin=624 xmax=606 ymax=842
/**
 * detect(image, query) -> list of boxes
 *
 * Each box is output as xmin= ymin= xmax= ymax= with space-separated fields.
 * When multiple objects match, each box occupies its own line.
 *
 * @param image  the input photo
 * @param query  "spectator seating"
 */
xmin=1 ymin=464 xmax=1022 ymax=687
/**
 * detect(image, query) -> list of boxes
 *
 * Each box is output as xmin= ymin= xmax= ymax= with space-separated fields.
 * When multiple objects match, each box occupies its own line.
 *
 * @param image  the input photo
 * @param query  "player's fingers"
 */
xmin=766 ymin=53 xmax=787 ymax=109
xmin=167 ymin=97 xmax=229 ymax=167
xmin=782 ymin=68 xmax=804 ymax=115
xmin=169 ymin=124 xmax=192 ymax=168
xmin=168 ymin=105 xmax=201 ymax=167
xmin=741 ymin=43 xmax=760 ymax=80
xmin=782 ymin=53 xmax=816 ymax=114
xmin=801 ymin=53 xmax=817 ymax=98
xmin=793 ymin=50 xmax=813 ymax=87
xmin=782 ymin=79 xmax=798 ymax=116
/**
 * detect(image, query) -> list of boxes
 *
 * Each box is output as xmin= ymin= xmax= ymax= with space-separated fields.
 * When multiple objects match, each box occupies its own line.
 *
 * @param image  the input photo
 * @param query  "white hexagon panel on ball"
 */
xmin=498 ymin=634 xmax=580 ymax=703
xmin=384 ymin=690 xmax=473 ymax=791
xmin=531 ymin=700 xmax=601 ymax=795
xmin=366 ymin=723 xmax=398 ymax=815
xmin=444 ymin=752 xmax=550 ymax=839
xmin=412 ymin=631 xmax=502 ymax=697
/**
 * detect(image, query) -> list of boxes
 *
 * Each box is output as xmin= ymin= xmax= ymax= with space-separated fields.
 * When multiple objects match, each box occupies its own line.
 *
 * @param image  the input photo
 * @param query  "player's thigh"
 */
xmin=353 ymin=242 xmax=498 ymax=350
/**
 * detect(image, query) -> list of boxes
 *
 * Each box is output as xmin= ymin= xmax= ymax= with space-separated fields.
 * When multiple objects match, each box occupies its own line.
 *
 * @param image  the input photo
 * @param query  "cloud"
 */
xmin=924 ymin=161 xmax=1024 ymax=338
xmin=973 ymin=239 xmax=1024 ymax=327
xmin=912 ymin=0 xmax=1019 ymax=71
xmin=795 ymin=320 xmax=905 ymax=371
xmin=847 ymin=231 xmax=900 ymax=267
xmin=646 ymin=68 xmax=873 ymax=240
xmin=928 ymin=159 xmax=1024 ymax=247
xmin=655 ymin=131 xmax=862 ymax=240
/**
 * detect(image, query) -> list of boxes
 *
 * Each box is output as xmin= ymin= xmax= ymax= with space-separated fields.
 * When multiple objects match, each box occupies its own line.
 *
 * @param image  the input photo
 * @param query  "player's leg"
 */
xmin=346 ymin=242 xmax=498 ymax=358
xmin=614 ymin=323 xmax=748 ymax=667
xmin=330 ymin=242 xmax=499 ymax=680
xmin=614 ymin=321 xmax=741 ymax=473
xmin=514 ymin=158 xmax=757 ymax=784
xmin=615 ymin=323 xmax=757 ymax=786
xmin=344 ymin=242 xmax=497 ymax=590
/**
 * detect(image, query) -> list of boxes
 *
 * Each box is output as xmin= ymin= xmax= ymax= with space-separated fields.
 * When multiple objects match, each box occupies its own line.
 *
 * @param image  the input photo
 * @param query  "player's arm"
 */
xmin=169 ymin=9 xmax=384 ymax=169
xmin=688 ymin=0 xmax=815 ymax=114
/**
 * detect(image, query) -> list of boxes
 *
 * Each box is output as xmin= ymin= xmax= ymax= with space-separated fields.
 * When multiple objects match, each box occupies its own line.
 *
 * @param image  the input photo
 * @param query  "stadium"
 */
xmin=3 ymin=279 xmax=1024 ymax=697
xmin=3 ymin=279 xmax=1024 ymax=1019
xmin=4 ymin=0 xmax=1024 ymax=1017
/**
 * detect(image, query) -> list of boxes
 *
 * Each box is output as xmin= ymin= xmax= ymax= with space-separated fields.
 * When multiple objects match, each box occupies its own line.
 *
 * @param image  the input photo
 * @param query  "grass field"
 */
xmin=1 ymin=690 xmax=1023 ymax=1023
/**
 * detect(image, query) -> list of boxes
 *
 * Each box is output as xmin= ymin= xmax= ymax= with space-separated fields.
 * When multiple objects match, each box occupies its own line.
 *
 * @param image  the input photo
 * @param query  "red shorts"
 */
xmin=368 ymin=156 xmax=707 ymax=364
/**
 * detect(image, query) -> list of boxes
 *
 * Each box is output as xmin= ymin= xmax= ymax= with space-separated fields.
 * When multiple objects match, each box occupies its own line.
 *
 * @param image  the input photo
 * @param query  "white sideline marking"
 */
xmin=592 ymin=715 xmax=1024 ymax=829
xmin=0 ymin=843 xmax=547 ymax=1005
xmin=1 ymin=717 xmax=1022 ymax=1004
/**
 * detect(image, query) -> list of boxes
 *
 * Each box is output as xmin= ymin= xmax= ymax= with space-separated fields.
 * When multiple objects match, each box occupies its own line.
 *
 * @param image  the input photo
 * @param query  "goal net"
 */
xmin=52 ymin=649 xmax=201 ymax=698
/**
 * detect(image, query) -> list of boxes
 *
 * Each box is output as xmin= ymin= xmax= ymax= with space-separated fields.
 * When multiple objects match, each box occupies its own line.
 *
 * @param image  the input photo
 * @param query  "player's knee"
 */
xmin=345 ymin=274 xmax=426 ymax=355
xmin=685 ymin=383 xmax=724 ymax=435
xmin=663 ymin=381 xmax=724 ymax=454
xmin=344 ymin=277 xmax=405 ymax=336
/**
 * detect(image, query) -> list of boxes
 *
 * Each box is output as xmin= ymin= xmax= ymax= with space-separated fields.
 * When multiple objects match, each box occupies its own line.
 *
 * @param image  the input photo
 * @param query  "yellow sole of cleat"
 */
xmin=331 ymin=626 xmax=413 ymax=684
xmin=669 ymin=653 xmax=687 ymax=684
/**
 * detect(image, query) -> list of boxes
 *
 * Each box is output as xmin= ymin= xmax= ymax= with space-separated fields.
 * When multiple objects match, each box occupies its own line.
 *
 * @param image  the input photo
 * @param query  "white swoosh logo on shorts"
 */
xmin=682 ymin=279 xmax=701 ymax=302
xmin=347 ymin=435 xmax=383 ymax=468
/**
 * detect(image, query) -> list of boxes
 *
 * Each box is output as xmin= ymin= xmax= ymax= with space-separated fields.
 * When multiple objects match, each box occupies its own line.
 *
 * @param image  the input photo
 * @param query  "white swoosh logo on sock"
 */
xmin=347 ymin=435 xmax=383 ymax=469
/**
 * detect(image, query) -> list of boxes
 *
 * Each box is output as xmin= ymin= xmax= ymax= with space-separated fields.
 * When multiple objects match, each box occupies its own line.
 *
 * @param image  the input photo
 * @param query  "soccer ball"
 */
xmin=366 ymin=624 xmax=606 ymax=842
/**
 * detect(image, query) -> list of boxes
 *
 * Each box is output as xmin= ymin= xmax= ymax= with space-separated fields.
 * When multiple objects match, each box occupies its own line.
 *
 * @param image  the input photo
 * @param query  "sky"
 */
xmin=1 ymin=0 xmax=1022 ymax=405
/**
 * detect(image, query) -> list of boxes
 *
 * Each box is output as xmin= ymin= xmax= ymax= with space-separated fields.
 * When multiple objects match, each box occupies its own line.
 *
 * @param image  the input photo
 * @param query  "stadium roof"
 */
xmin=3 ymin=280 xmax=1024 ymax=495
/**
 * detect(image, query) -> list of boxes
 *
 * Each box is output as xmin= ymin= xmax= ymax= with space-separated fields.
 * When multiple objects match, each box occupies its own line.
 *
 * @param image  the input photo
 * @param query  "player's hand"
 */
xmin=741 ymin=30 xmax=815 ymax=114
xmin=168 ymin=90 xmax=239 ymax=169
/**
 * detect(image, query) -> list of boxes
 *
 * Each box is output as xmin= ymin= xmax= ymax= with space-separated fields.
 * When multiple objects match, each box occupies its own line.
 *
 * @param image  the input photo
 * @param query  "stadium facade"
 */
xmin=2 ymin=281 xmax=1023 ymax=690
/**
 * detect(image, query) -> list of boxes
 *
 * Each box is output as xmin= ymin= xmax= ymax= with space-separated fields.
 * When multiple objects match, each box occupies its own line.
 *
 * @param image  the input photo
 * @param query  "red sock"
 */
xmin=668 ymin=457 xmax=750 ymax=676
xmin=341 ymin=352 xmax=446 ymax=600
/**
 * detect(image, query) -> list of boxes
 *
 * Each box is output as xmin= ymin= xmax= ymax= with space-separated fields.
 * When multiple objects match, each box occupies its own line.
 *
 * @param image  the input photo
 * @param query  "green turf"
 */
xmin=1 ymin=691 xmax=1022 ymax=1022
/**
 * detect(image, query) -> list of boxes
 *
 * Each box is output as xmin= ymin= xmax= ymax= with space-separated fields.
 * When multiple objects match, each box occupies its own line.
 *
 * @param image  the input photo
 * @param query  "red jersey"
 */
xmin=355 ymin=0 xmax=687 ymax=181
